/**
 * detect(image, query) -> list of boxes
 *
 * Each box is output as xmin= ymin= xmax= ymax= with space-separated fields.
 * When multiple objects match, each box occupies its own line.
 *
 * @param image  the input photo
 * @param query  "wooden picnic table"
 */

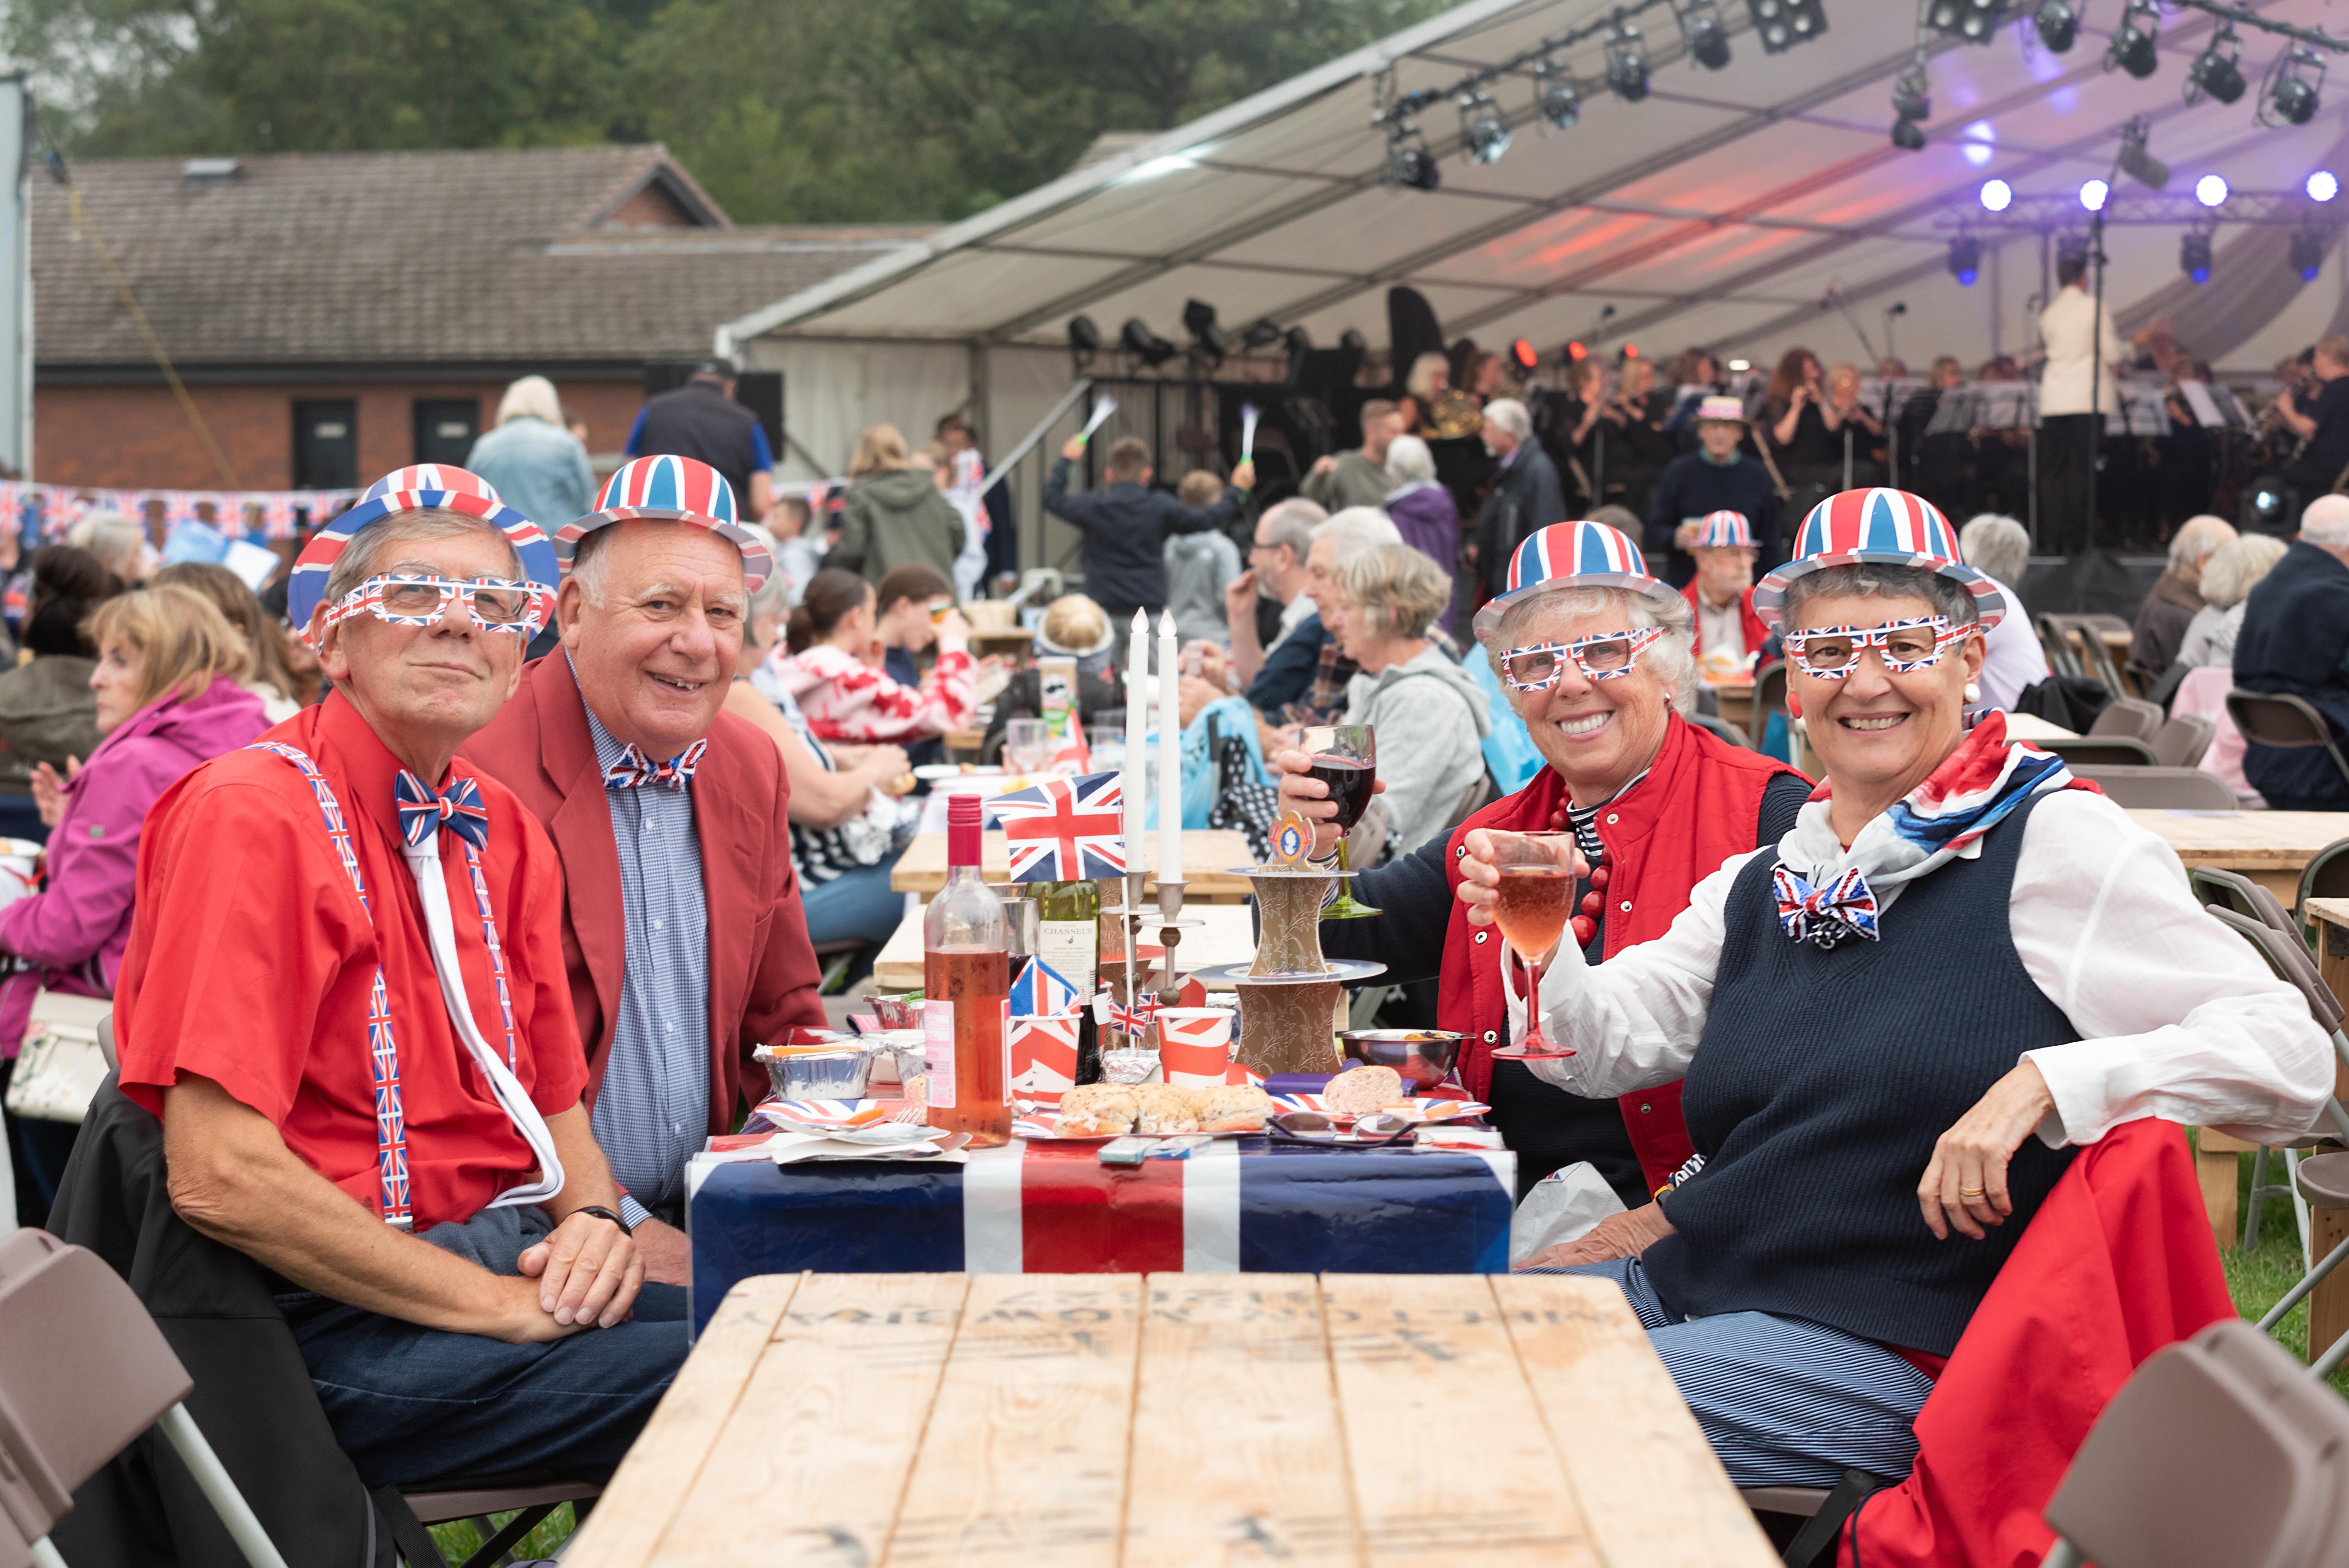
xmin=891 ymin=829 xmax=1260 ymax=902
xmin=565 ymin=1271 xmax=1777 ymax=1568
xmin=872 ymin=898 xmax=1262 ymax=993
xmin=2127 ymin=810 xmax=2349 ymax=904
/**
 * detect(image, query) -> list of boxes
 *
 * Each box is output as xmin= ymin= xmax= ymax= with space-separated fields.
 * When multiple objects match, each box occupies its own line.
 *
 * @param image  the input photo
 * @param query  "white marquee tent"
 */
xmin=719 ymin=0 xmax=2349 ymax=528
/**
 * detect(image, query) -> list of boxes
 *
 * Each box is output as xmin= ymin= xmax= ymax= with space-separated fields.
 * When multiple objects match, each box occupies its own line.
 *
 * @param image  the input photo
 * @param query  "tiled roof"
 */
xmin=33 ymin=145 xmax=931 ymax=369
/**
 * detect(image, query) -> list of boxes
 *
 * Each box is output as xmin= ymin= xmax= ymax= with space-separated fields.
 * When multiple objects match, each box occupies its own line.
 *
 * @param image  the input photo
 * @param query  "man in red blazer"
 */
xmin=466 ymin=455 xmax=825 ymax=1284
xmin=1681 ymin=509 xmax=1771 ymax=661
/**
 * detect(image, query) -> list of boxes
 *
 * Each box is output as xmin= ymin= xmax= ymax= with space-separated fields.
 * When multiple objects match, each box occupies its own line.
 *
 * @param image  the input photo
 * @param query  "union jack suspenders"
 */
xmin=250 ymin=741 xmax=523 ymax=1231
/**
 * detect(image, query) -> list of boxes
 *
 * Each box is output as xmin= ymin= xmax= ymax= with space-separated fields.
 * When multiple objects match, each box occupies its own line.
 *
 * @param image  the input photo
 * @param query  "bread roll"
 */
xmin=1132 ymin=1083 xmax=1201 ymax=1135
xmin=1192 ymin=1083 xmax=1272 ymax=1134
xmin=1055 ymin=1084 xmax=1137 ymax=1137
xmin=1325 ymin=1065 xmax=1405 ymax=1116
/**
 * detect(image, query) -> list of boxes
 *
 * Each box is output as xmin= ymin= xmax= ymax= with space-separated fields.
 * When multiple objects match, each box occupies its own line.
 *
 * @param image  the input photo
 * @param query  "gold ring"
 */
xmin=1959 ymin=1186 xmax=1986 ymax=1199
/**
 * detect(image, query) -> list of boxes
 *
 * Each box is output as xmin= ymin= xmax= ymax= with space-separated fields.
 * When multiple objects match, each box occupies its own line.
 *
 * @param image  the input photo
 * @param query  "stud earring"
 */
xmin=1964 ymin=681 xmax=1981 ymax=703
xmin=1785 ymin=691 xmax=1803 ymax=719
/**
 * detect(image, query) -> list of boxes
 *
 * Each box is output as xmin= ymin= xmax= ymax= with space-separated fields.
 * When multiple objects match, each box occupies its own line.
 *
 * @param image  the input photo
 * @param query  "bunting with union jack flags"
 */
xmin=985 ymin=771 xmax=1126 ymax=882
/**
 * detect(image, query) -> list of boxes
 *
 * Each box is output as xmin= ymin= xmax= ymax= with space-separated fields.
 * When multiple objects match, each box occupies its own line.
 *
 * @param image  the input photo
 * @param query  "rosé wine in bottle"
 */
xmin=925 ymin=793 xmax=1012 ymax=1145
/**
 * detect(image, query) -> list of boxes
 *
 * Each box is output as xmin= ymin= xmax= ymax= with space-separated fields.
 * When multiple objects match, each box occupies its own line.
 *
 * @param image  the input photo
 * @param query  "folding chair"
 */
xmin=2045 ymin=736 xmax=2160 ymax=768
xmin=1751 ymin=661 xmax=1792 ymax=764
xmin=2228 ymin=690 xmax=2349 ymax=794
xmin=1688 ymin=712 xmax=1751 ymax=750
xmin=2069 ymin=766 xmax=2240 ymax=810
xmin=2088 ymin=694 xmax=2164 ymax=742
xmin=0 ymin=1229 xmax=287 ymax=1568
xmin=2300 ymin=835 xmax=2349 ymax=947
xmin=2152 ymin=712 xmax=2217 ymax=769
xmin=2040 ymin=1318 xmax=2349 ymax=1568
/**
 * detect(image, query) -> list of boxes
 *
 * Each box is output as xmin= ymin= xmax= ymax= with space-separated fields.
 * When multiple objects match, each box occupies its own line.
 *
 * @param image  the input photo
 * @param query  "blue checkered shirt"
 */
xmin=578 ymin=676 xmax=711 ymax=1222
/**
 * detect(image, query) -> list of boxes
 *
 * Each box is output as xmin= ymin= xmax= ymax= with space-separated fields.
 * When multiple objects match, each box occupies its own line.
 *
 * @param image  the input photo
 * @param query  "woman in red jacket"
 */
xmin=1277 ymin=518 xmax=1809 ymax=1219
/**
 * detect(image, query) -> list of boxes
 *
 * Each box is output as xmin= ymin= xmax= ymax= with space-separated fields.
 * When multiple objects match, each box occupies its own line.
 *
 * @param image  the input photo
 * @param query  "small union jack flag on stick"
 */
xmin=986 ymin=771 xmax=1125 ymax=882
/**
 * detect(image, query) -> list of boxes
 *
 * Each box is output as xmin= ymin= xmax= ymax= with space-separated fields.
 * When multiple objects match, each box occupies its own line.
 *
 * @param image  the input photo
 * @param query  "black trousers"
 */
xmin=2038 ymin=413 xmax=2101 ymax=554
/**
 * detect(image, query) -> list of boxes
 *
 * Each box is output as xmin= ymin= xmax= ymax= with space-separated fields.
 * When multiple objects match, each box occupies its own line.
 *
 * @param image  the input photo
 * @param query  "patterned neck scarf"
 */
xmin=1772 ymin=712 xmax=2098 ymax=947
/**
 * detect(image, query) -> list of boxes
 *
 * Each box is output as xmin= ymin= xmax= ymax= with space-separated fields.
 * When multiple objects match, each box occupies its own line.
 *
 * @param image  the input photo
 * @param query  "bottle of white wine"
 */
xmin=1032 ymin=876 xmax=1102 ymax=1083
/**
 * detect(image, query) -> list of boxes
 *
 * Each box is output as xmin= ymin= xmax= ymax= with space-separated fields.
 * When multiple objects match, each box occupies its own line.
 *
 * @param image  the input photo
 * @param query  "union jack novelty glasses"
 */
xmin=1499 ymin=626 xmax=1665 ymax=691
xmin=324 ymin=574 xmax=555 ymax=637
xmin=1782 ymin=616 xmax=1971 ymax=678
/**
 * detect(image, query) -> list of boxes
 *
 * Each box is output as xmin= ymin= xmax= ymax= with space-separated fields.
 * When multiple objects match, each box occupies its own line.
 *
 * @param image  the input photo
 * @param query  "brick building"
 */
xmin=32 ymin=145 xmax=928 ymax=491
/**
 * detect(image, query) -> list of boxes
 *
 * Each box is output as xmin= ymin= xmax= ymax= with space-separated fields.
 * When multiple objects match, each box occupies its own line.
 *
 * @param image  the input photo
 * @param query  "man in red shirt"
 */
xmin=1681 ymin=509 xmax=1770 ymax=663
xmin=114 ymin=472 xmax=686 ymax=1487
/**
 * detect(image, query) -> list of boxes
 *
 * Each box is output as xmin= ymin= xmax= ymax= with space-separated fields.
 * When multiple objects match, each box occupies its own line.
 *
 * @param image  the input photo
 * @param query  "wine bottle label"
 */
xmin=924 ymin=1000 xmax=955 ymax=1109
xmin=1036 ymin=918 xmax=1097 ymax=996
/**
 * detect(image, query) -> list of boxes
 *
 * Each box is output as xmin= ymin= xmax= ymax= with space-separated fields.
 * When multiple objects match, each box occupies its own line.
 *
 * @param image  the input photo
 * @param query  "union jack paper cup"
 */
xmin=1156 ymin=1007 xmax=1237 ymax=1089
xmin=1009 ymin=1013 xmax=1082 ymax=1105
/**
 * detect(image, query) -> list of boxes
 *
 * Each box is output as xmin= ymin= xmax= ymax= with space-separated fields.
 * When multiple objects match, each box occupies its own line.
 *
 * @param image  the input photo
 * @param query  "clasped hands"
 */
xmin=506 ymin=1209 xmax=689 ymax=1340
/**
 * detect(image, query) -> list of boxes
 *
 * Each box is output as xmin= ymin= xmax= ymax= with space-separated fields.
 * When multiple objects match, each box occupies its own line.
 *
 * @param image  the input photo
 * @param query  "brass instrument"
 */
xmin=1424 ymin=387 xmax=1485 ymax=441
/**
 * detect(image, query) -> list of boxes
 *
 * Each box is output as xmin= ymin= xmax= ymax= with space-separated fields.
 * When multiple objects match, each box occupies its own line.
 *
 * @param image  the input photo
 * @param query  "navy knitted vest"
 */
xmin=1638 ymin=788 xmax=2079 ymax=1357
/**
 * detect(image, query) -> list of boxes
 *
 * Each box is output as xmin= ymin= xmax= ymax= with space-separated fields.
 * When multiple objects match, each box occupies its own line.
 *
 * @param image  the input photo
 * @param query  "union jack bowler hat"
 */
xmin=286 ymin=464 xmax=559 ymax=634
xmin=1470 ymin=518 xmax=1679 ymax=644
xmin=1751 ymin=486 xmax=2005 ymax=631
xmin=557 ymin=455 xmax=771 ymax=590
xmin=1694 ymin=510 xmax=1754 ymax=549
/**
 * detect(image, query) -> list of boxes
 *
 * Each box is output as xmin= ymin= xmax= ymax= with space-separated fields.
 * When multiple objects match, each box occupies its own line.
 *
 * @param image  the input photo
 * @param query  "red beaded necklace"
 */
xmin=1552 ymin=794 xmax=1612 ymax=949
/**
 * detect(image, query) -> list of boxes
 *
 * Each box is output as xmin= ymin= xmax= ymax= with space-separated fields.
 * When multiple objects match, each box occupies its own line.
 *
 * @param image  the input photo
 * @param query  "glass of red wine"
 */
xmin=1486 ymin=831 xmax=1577 ymax=1059
xmin=1303 ymin=724 xmax=1381 ymax=920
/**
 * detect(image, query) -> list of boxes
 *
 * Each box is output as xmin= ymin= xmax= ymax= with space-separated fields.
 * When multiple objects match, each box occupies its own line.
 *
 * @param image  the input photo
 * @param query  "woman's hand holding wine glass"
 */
xmin=1463 ymin=829 xmax=1583 ymax=1058
xmin=1272 ymin=744 xmax=1387 ymax=859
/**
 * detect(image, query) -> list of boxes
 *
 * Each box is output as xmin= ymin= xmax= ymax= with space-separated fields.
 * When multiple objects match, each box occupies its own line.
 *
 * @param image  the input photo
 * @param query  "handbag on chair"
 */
xmin=3 ymin=989 xmax=115 ymax=1124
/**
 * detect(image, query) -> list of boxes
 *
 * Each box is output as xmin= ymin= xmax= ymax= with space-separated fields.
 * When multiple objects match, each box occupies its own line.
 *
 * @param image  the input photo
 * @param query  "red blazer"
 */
xmin=1844 ymin=1118 xmax=2234 ymax=1568
xmin=462 ymin=654 xmax=827 ymax=1135
xmin=1681 ymin=579 xmax=1771 ymax=660
xmin=1438 ymin=714 xmax=1802 ymax=1190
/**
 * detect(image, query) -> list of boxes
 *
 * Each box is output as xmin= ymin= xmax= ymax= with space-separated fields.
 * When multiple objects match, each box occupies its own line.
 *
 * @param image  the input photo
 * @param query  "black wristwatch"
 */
xmin=572 ymin=1204 xmax=636 ymax=1235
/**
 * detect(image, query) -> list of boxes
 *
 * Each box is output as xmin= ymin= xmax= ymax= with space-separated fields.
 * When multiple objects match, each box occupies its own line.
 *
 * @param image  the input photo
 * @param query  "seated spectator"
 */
xmin=778 ymin=567 xmax=975 ymax=744
xmin=768 ymin=493 xmax=826 ymax=608
xmin=1954 ymin=513 xmax=2050 ymax=711
xmin=983 ymin=594 xmax=1125 ymax=763
xmin=1506 ymin=493 xmax=2330 ymax=1484
xmin=463 ymin=374 xmax=595 ymax=531
xmin=1325 ymin=544 xmax=1488 ymax=855
xmin=67 ymin=510 xmax=148 ymax=584
xmin=0 ymin=546 xmax=119 ymax=842
xmin=2131 ymin=514 xmax=2235 ymax=678
xmin=723 ymin=532 xmax=911 ymax=977
xmin=872 ymin=563 xmax=958 ymax=691
xmin=2233 ymin=494 xmax=2349 ymax=809
xmin=1165 ymin=471 xmax=1242 ymax=645
xmin=153 ymin=560 xmax=319 ymax=721
xmin=1384 ymin=434 xmax=1463 ymax=631
xmin=115 ymin=493 xmax=685 ymax=1487
xmin=1681 ymin=511 xmax=1767 ymax=667
xmin=1225 ymin=497 xmax=1325 ymax=692
xmin=1247 ymin=508 xmax=1403 ymax=723
xmin=2 ymin=584 xmax=268 ymax=1208
xmin=831 ymin=424 xmax=965 ymax=588
xmin=2175 ymin=535 xmax=2288 ymax=669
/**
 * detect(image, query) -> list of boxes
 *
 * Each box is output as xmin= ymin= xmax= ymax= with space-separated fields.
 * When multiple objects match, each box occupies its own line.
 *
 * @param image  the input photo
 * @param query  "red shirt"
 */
xmin=115 ymin=693 xmax=588 ymax=1229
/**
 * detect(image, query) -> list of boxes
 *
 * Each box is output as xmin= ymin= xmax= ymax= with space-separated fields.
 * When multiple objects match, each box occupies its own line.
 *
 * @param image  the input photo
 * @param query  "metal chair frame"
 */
xmin=2298 ymin=834 xmax=2349 ymax=948
xmin=2045 ymin=736 xmax=2161 ymax=768
xmin=2226 ymin=690 xmax=2349 ymax=794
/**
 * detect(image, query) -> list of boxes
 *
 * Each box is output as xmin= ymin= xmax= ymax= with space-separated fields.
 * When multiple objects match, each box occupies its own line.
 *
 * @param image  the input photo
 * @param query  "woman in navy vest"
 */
xmin=1467 ymin=487 xmax=2333 ymax=1488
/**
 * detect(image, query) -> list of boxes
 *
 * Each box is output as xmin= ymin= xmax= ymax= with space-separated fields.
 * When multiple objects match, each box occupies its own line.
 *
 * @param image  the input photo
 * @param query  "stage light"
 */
xmin=1535 ymin=57 xmax=1581 ymax=129
xmin=1678 ymin=2 xmax=1732 ymax=69
xmin=1511 ymin=339 xmax=1539 ymax=371
xmin=1182 ymin=299 xmax=1229 ymax=363
xmin=2292 ymin=229 xmax=2325 ymax=282
xmin=1567 ymin=341 xmax=1589 ymax=361
xmin=2180 ymin=231 xmax=2212 ymax=284
xmin=2194 ymin=174 xmax=2228 ymax=208
xmin=1980 ymin=179 xmax=2013 ymax=212
xmin=2079 ymin=178 xmax=2109 ymax=212
xmin=2262 ymin=46 xmax=2324 ymax=127
xmin=1607 ymin=20 xmax=1650 ymax=101
xmin=1240 ymin=319 xmax=1285 ymax=351
xmin=1892 ymin=118 xmax=1927 ymax=151
xmin=1926 ymin=0 xmax=2007 ymax=44
xmin=1727 ymin=358 xmax=1753 ymax=372
xmin=2104 ymin=2 xmax=2159 ymax=80
xmin=1284 ymin=325 xmax=1314 ymax=358
xmin=2186 ymin=27 xmax=2245 ymax=105
xmin=1948 ymin=235 xmax=1981 ymax=286
xmin=1120 ymin=318 xmax=1177 ymax=367
xmin=2310 ymin=170 xmax=2341 ymax=203
xmin=2118 ymin=121 xmax=2167 ymax=191
xmin=1067 ymin=315 xmax=1101 ymax=354
xmin=1745 ymin=0 xmax=1826 ymax=54
xmin=1339 ymin=328 xmax=1368 ymax=352
xmin=1893 ymin=64 xmax=1932 ymax=123
xmin=1388 ymin=123 xmax=1439 ymax=191
xmin=2031 ymin=0 xmax=2077 ymax=52
xmin=1460 ymin=92 xmax=1510 ymax=164
xmin=1622 ymin=343 xmax=1642 ymax=359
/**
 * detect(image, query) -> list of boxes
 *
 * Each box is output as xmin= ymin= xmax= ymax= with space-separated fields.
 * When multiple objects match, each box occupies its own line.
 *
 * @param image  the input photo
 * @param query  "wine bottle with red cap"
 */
xmin=924 ymin=793 xmax=1012 ymax=1145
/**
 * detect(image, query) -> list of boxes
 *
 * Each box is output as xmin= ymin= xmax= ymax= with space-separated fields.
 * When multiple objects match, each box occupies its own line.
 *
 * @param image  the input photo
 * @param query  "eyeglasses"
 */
xmin=1782 ymin=616 xmax=1971 ymax=677
xmin=1498 ymin=626 xmax=1664 ymax=690
xmin=323 ymin=574 xmax=554 ymax=637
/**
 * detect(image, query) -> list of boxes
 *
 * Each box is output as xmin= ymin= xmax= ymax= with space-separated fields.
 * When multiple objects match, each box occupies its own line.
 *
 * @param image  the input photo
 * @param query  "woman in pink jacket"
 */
xmin=775 ymin=567 xmax=977 ymax=744
xmin=1 ymin=583 xmax=270 ymax=1205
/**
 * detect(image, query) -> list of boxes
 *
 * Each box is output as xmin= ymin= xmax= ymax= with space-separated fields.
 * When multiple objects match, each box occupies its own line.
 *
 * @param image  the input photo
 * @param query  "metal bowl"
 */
xmin=1333 ymin=1029 xmax=1464 ymax=1091
xmin=754 ymin=1043 xmax=878 ymax=1102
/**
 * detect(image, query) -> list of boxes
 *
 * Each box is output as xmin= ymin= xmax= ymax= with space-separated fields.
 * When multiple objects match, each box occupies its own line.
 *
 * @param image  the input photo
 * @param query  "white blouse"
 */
xmin=1505 ymin=789 xmax=2334 ymax=1150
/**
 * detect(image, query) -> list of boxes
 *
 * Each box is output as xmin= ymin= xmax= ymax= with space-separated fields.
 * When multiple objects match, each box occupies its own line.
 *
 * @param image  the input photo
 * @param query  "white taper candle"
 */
xmin=1124 ymin=610 xmax=1149 ymax=874
xmin=1157 ymin=609 xmax=1181 ymax=887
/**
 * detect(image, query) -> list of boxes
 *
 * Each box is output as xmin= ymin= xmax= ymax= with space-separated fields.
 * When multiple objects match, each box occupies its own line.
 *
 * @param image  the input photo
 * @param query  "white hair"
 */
xmin=1258 ymin=497 xmax=1325 ymax=558
xmin=67 ymin=511 xmax=144 ymax=578
xmin=1483 ymin=398 xmax=1532 ymax=441
xmin=1488 ymin=585 xmax=1696 ymax=715
xmin=1958 ymin=513 xmax=2030 ymax=588
xmin=2198 ymin=535 xmax=2289 ymax=608
xmin=496 ymin=375 xmax=565 ymax=428
xmin=2301 ymin=493 xmax=2349 ymax=547
xmin=2169 ymin=513 xmax=2237 ymax=569
xmin=1313 ymin=506 xmax=1402 ymax=567
xmin=1384 ymin=434 xmax=1437 ymax=487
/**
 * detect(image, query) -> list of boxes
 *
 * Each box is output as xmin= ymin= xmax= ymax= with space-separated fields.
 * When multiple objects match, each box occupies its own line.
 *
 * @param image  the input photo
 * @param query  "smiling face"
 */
xmin=1497 ymin=595 xmax=1679 ymax=804
xmin=319 ymin=528 xmax=528 ymax=772
xmin=90 ymin=639 xmax=146 ymax=733
xmin=1788 ymin=588 xmax=1982 ymax=807
xmin=559 ymin=520 xmax=745 ymax=759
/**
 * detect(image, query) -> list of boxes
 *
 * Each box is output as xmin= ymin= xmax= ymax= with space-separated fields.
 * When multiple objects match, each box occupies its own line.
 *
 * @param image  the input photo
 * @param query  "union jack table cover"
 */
xmin=685 ymin=1139 xmax=1515 ymax=1335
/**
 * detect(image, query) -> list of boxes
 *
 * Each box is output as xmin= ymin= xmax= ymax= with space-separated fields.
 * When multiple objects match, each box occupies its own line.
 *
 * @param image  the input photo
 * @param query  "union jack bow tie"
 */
xmin=1772 ymin=864 xmax=1881 ymax=949
xmin=393 ymin=769 xmax=490 ymax=854
xmin=603 ymin=739 xmax=706 ymax=790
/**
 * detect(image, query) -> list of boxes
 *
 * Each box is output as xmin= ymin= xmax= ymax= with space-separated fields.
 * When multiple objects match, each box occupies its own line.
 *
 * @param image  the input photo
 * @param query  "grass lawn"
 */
xmin=2219 ymin=1147 xmax=2349 ymax=1397
xmin=429 ymin=1503 xmax=574 ymax=1564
